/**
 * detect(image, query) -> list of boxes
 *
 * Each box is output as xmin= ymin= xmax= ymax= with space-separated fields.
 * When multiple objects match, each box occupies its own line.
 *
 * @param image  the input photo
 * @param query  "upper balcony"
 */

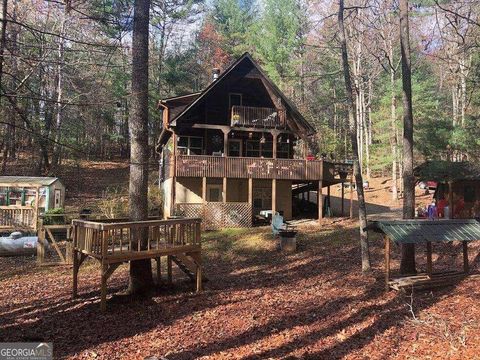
xmin=231 ymin=105 xmax=287 ymax=129
xmin=171 ymin=155 xmax=350 ymax=183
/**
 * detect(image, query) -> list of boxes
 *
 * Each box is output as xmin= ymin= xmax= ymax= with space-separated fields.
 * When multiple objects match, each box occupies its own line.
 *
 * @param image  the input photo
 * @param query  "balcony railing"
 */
xmin=231 ymin=105 xmax=286 ymax=128
xmin=173 ymin=155 xmax=345 ymax=181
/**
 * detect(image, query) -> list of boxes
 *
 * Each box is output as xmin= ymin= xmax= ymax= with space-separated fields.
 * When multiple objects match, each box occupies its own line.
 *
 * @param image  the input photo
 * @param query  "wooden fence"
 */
xmin=176 ymin=202 xmax=252 ymax=230
xmin=0 ymin=205 xmax=36 ymax=232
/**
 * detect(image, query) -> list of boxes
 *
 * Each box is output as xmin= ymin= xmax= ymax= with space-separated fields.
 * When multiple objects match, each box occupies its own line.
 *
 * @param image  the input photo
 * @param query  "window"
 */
xmin=229 ymin=93 xmax=242 ymax=109
xmin=246 ymin=141 xmax=260 ymax=157
xmin=207 ymin=185 xmax=223 ymax=202
xmin=261 ymin=141 xmax=273 ymax=158
xmin=177 ymin=136 xmax=203 ymax=155
xmin=277 ymin=142 xmax=290 ymax=158
xmin=228 ymin=139 xmax=242 ymax=157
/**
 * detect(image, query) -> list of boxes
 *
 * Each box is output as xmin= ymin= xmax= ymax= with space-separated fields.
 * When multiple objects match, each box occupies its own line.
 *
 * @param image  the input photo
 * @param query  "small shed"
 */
xmin=0 ymin=176 xmax=65 ymax=210
xmin=414 ymin=161 xmax=480 ymax=219
xmin=371 ymin=219 xmax=480 ymax=290
xmin=0 ymin=177 xmax=65 ymax=232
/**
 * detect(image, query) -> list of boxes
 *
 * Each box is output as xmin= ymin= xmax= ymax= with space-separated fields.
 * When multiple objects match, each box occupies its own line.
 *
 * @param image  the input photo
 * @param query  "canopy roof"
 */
xmin=414 ymin=161 xmax=480 ymax=182
xmin=371 ymin=219 xmax=480 ymax=244
xmin=0 ymin=176 xmax=60 ymax=187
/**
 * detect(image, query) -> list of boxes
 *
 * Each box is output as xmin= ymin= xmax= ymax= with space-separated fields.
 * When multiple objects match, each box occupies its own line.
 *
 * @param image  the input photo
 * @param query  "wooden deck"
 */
xmin=72 ymin=217 xmax=203 ymax=311
xmin=0 ymin=205 xmax=37 ymax=232
xmin=174 ymin=155 xmax=348 ymax=182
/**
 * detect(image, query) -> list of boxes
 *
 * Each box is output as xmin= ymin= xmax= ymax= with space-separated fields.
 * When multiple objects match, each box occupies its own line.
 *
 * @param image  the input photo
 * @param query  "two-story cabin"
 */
xmin=156 ymin=53 xmax=351 ymax=229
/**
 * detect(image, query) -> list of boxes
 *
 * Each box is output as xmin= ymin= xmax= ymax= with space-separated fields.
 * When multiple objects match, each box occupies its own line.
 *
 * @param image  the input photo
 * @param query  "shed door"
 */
xmin=54 ymin=189 xmax=62 ymax=208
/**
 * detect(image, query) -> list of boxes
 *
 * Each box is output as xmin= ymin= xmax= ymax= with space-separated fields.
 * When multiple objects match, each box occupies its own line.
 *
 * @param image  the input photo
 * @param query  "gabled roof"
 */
xmin=166 ymin=52 xmax=315 ymax=136
xmin=0 ymin=176 xmax=60 ymax=186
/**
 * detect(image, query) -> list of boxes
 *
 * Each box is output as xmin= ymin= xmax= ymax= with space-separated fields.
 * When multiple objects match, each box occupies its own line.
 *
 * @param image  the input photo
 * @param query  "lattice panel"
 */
xmin=176 ymin=202 xmax=252 ymax=230
xmin=175 ymin=203 xmax=202 ymax=219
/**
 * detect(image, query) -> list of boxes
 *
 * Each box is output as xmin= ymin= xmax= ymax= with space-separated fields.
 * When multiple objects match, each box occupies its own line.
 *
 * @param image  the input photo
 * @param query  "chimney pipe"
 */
xmin=212 ymin=68 xmax=220 ymax=81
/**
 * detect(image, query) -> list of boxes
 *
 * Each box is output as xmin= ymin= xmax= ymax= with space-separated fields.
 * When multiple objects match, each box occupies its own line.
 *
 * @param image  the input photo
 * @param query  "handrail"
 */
xmin=231 ymin=105 xmax=286 ymax=128
xmin=72 ymin=217 xmax=202 ymax=230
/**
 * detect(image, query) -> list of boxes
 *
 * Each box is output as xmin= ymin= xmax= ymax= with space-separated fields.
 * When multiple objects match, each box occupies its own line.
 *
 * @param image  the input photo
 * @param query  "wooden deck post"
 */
xmin=223 ymin=177 xmax=227 ymax=203
xmin=327 ymin=185 xmax=331 ymax=216
xmin=100 ymin=263 xmax=108 ymax=312
xmin=202 ymin=177 xmax=207 ymax=202
xmin=272 ymin=179 xmax=276 ymax=214
xmin=223 ymin=129 xmax=229 ymax=155
xmin=167 ymin=255 xmax=173 ymax=284
xmin=426 ymin=241 xmax=433 ymax=276
xmin=72 ymin=250 xmax=78 ymax=298
xmin=341 ymin=182 xmax=345 ymax=217
xmin=318 ymin=180 xmax=323 ymax=221
xmin=36 ymin=218 xmax=45 ymax=264
xmin=385 ymin=236 xmax=391 ymax=290
xmin=463 ymin=241 xmax=469 ymax=274
xmin=156 ymin=257 xmax=161 ymax=284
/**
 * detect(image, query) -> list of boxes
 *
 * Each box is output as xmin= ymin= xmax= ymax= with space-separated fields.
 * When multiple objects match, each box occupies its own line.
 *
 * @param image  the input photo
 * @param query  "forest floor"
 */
xmin=2 ymin=159 xmax=478 ymax=359
xmin=1 ymin=221 xmax=480 ymax=359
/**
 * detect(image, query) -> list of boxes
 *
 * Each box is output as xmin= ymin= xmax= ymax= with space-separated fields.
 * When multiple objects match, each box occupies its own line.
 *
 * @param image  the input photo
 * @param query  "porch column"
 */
xmin=271 ymin=130 xmax=280 ymax=158
xmin=202 ymin=177 xmax=207 ymax=202
xmin=222 ymin=129 xmax=230 ymax=156
xmin=248 ymin=178 xmax=253 ymax=206
xmin=327 ymin=185 xmax=331 ymax=217
xmin=318 ymin=180 xmax=323 ymax=221
xmin=223 ymin=177 xmax=227 ymax=203
xmin=272 ymin=179 xmax=276 ymax=214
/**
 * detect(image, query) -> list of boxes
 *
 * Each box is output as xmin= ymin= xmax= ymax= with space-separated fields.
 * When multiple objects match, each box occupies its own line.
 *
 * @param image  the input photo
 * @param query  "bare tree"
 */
xmin=338 ymin=0 xmax=371 ymax=273
xmin=128 ymin=0 xmax=154 ymax=293
xmin=399 ymin=0 xmax=416 ymax=274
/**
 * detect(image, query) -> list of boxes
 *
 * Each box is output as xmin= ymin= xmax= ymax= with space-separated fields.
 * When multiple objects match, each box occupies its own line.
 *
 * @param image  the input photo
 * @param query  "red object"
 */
xmin=306 ymin=154 xmax=315 ymax=161
xmin=437 ymin=199 xmax=447 ymax=218
xmin=426 ymin=181 xmax=437 ymax=189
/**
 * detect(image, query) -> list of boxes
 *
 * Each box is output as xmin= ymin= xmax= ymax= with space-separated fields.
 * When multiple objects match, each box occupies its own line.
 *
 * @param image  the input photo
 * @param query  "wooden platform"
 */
xmin=71 ymin=217 xmax=203 ymax=311
xmin=388 ymin=271 xmax=480 ymax=291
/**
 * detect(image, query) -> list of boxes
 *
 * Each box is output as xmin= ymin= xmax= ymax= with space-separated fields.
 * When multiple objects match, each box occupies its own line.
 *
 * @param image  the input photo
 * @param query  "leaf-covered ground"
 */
xmin=1 ymin=221 xmax=480 ymax=359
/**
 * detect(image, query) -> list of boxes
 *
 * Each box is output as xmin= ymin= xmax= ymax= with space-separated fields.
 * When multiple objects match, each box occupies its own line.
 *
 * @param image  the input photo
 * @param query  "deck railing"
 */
xmin=231 ymin=105 xmax=286 ymax=128
xmin=72 ymin=217 xmax=202 ymax=261
xmin=175 ymin=155 xmax=338 ymax=181
xmin=0 ymin=205 xmax=36 ymax=231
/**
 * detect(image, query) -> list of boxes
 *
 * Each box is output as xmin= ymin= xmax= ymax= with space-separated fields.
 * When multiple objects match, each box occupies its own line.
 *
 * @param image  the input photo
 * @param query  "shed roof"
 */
xmin=371 ymin=219 xmax=480 ymax=244
xmin=0 ymin=176 xmax=60 ymax=187
xmin=414 ymin=161 xmax=480 ymax=182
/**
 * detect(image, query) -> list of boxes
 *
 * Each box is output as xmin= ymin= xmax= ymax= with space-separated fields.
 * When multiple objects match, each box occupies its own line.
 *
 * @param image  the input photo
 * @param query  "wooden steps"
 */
xmin=171 ymin=254 xmax=208 ymax=283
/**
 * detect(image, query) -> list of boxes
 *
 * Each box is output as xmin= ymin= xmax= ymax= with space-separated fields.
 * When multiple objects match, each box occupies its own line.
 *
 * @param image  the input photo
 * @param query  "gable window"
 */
xmin=229 ymin=93 xmax=242 ymax=109
xmin=177 ymin=136 xmax=203 ymax=155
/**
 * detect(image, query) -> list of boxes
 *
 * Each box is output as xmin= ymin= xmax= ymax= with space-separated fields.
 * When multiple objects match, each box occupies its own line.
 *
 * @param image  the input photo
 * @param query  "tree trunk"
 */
xmin=52 ymin=10 xmax=67 ymax=168
xmin=390 ymin=63 xmax=398 ymax=200
xmin=128 ymin=0 xmax=153 ymax=293
xmin=399 ymin=0 xmax=416 ymax=274
xmin=338 ymin=0 xmax=371 ymax=273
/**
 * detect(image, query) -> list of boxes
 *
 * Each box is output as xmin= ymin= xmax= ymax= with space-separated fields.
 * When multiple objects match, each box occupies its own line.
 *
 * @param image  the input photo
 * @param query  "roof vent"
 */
xmin=212 ymin=68 xmax=220 ymax=81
